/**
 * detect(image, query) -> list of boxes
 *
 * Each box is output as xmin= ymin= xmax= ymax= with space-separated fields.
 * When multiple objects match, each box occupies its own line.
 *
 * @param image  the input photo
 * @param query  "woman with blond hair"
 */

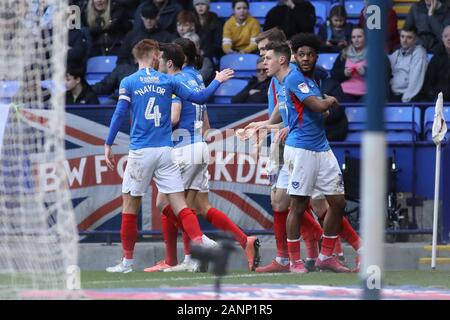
xmin=82 ymin=0 xmax=131 ymax=57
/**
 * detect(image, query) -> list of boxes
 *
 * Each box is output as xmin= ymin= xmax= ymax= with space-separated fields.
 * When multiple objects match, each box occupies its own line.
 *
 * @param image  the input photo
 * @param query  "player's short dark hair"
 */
xmin=265 ymin=41 xmax=291 ymax=64
xmin=255 ymin=27 xmax=287 ymax=44
xmin=173 ymin=37 xmax=203 ymax=70
xmin=401 ymin=25 xmax=418 ymax=35
xmin=232 ymin=0 xmax=249 ymax=9
xmin=160 ymin=43 xmax=185 ymax=70
xmin=290 ymin=33 xmax=322 ymax=54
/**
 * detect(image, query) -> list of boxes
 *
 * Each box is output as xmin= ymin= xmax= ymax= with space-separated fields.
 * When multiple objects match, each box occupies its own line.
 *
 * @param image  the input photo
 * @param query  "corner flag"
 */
xmin=431 ymin=92 xmax=447 ymax=269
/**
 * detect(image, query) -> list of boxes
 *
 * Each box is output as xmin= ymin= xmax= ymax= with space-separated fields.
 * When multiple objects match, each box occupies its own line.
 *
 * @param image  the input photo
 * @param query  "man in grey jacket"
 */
xmin=389 ymin=26 xmax=428 ymax=102
xmin=405 ymin=0 xmax=450 ymax=53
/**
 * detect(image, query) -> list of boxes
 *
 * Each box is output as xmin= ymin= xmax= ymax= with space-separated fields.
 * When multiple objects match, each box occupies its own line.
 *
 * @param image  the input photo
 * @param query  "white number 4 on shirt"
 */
xmin=145 ymin=97 xmax=161 ymax=127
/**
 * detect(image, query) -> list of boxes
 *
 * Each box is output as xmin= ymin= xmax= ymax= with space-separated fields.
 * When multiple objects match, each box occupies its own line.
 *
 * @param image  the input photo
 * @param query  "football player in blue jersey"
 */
xmin=144 ymin=40 xmax=260 ymax=273
xmin=250 ymin=37 xmax=353 ymax=273
xmin=104 ymin=39 xmax=234 ymax=273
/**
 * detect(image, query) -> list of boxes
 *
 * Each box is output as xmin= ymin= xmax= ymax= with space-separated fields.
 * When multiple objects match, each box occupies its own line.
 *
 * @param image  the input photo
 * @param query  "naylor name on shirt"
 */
xmin=134 ymin=85 xmax=166 ymax=96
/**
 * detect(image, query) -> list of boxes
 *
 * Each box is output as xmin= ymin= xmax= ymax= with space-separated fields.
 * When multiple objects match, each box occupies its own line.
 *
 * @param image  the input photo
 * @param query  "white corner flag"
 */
xmin=431 ymin=92 xmax=447 ymax=269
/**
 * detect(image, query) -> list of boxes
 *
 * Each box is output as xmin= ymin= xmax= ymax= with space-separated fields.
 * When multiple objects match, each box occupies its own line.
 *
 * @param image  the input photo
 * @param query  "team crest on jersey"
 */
xmin=292 ymin=181 xmax=300 ymax=189
xmin=140 ymin=76 xmax=159 ymax=84
xmin=298 ymin=82 xmax=310 ymax=94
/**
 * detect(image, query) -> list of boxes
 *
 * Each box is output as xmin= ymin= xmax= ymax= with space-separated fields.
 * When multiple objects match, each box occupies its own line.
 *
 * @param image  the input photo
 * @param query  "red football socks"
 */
xmin=273 ymin=210 xmax=289 ymax=258
xmin=206 ymin=208 xmax=247 ymax=248
xmin=161 ymin=213 xmax=178 ymax=266
xmin=339 ymin=216 xmax=361 ymax=251
xmin=121 ymin=213 xmax=138 ymax=259
xmin=334 ymin=236 xmax=343 ymax=255
xmin=287 ymin=238 xmax=301 ymax=263
xmin=178 ymin=208 xmax=203 ymax=243
xmin=321 ymin=235 xmax=338 ymax=257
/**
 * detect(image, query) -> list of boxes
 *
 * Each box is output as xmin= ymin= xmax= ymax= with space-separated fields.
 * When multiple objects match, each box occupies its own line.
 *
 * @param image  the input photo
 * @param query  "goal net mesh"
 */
xmin=0 ymin=0 xmax=78 ymax=298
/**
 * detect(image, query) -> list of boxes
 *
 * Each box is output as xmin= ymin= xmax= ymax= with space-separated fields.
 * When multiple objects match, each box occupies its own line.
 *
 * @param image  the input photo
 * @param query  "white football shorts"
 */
xmin=284 ymin=145 xmax=344 ymax=197
xmin=122 ymin=147 xmax=184 ymax=196
xmin=171 ymin=141 xmax=210 ymax=193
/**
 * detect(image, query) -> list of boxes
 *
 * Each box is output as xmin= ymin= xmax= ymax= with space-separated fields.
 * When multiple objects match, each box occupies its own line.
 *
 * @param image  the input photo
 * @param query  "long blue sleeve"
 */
xmin=105 ymin=99 xmax=130 ymax=145
xmin=174 ymin=79 xmax=221 ymax=104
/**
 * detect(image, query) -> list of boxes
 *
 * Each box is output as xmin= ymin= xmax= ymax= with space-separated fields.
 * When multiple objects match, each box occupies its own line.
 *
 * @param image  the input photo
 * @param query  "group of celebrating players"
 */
xmin=104 ymin=27 xmax=363 ymax=275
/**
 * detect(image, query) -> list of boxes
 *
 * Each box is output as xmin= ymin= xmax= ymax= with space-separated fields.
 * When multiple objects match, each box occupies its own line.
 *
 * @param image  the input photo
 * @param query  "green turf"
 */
xmin=80 ymin=270 xmax=450 ymax=290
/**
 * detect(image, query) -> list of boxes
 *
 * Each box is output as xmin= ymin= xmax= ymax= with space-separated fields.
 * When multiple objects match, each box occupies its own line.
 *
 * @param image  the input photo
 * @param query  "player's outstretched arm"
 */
xmin=174 ymin=68 xmax=234 ymax=104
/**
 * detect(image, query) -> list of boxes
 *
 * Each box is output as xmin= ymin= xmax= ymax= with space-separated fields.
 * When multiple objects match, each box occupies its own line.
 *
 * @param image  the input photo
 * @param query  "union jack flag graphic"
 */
xmin=21 ymin=105 xmax=274 ymax=235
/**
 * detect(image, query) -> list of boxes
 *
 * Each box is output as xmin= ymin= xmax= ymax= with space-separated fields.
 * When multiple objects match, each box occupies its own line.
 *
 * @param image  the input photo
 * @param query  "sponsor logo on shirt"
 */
xmin=298 ymin=82 xmax=310 ymax=94
xmin=140 ymin=76 xmax=160 ymax=84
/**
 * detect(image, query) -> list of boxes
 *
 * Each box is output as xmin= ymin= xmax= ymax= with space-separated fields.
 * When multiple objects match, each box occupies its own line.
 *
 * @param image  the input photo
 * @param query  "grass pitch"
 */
xmin=81 ymin=270 xmax=450 ymax=290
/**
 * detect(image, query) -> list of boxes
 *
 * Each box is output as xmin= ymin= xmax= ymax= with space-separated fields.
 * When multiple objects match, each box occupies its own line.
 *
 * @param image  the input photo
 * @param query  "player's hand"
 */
xmin=275 ymin=127 xmax=289 ymax=144
xmin=104 ymin=144 xmax=116 ymax=170
xmin=249 ymin=89 xmax=260 ymax=95
xmin=323 ymin=110 xmax=330 ymax=118
xmin=215 ymin=68 xmax=234 ymax=83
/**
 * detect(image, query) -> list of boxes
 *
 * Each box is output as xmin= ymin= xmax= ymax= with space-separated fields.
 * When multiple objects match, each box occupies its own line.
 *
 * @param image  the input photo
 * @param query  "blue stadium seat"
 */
xmin=317 ymin=53 xmax=338 ymax=71
xmin=250 ymin=2 xmax=277 ymax=24
xmin=220 ymin=53 xmax=260 ymax=79
xmin=424 ymin=106 xmax=450 ymax=141
xmin=345 ymin=106 xmax=421 ymax=141
xmin=213 ymin=79 xmax=248 ymax=104
xmin=312 ymin=1 xmax=328 ymax=25
xmin=209 ymin=2 xmax=233 ymax=18
xmin=0 ymin=81 xmax=20 ymax=101
xmin=345 ymin=0 xmax=364 ymax=18
xmin=86 ymin=56 xmax=117 ymax=74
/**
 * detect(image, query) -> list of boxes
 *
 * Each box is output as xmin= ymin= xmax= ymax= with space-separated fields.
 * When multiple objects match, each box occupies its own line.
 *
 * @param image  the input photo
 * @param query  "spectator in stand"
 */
xmin=421 ymin=25 xmax=450 ymax=101
xmin=91 ymin=63 xmax=138 ymax=103
xmin=133 ymin=0 xmax=182 ymax=34
xmin=405 ymin=0 xmax=450 ymax=53
xmin=68 ymin=22 xmax=89 ymax=68
xmin=82 ymin=0 xmax=131 ymax=57
xmin=118 ymin=3 xmax=176 ymax=64
xmin=180 ymin=33 xmax=215 ymax=85
xmin=222 ymin=0 xmax=261 ymax=54
xmin=176 ymin=10 xmax=197 ymax=38
xmin=389 ymin=26 xmax=428 ymax=103
xmin=263 ymin=0 xmax=316 ymax=39
xmin=359 ymin=0 xmax=399 ymax=53
xmin=231 ymin=57 xmax=270 ymax=103
xmin=193 ymin=0 xmax=223 ymax=62
xmin=65 ymin=66 xmax=99 ymax=105
xmin=324 ymin=26 xmax=391 ymax=102
xmin=318 ymin=5 xmax=353 ymax=53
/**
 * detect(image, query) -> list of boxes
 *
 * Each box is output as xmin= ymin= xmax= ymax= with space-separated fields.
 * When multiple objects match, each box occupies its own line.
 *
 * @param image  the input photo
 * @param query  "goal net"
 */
xmin=0 ymin=0 xmax=79 ymax=298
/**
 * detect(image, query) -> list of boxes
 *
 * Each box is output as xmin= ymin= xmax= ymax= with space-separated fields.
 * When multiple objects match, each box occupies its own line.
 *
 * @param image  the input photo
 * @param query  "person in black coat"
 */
xmin=133 ymin=0 xmax=183 ymax=34
xmin=117 ymin=4 xmax=176 ymax=64
xmin=193 ymin=0 xmax=223 ymax=62
xmin=82 ymin=0 xmax=132 ymax=57
xmin=231 ymin=57 xmax=270 ymax=103
xmin=263 ymin=0 xmax=316 ymax=39
xmin=68 ymin=29 xmax=88 ymax=67
xmin=420 ymin=25 xmax=450 ymax=101
xmin=65 ymin=66 xmax=100 ymax=105
xmin=92 ymin=63 xmax=139 ymax=101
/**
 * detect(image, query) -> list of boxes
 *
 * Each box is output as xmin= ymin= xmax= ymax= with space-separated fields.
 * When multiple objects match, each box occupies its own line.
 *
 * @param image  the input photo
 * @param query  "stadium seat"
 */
xmin=249 ymin=2 xmax=277 ymax=24
xmin=213 ymin=79 xmax=248 ymax=104
xmin=345 ymin=0 xmax=364 ymax=18
xmin=424 ymin=106 xmax=450 ymax=141
xmin=86 ymin=56 xmax=117 ymax=74
xmin=317 ymin=53 xmax=338 ymax=71
xmin=209 ymin=2 xmax=233 ymax=18
xmin=0 ymin=81 xmax=20 ymax=101
xmin=312 ymin=1 xmax=328 ymax=25
xmin=345 ymin=106 xmax=421 ymax=141
xmin=220 ymin=53 xmax=260 ymax=79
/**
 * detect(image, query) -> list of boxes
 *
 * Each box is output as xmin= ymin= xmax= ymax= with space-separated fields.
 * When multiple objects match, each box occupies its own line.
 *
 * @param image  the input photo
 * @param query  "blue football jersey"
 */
xmin=284 ymin=67 xmax=330 ymax=152
xmin=117 ymin=67 xmax=215 ymax=150
xmin=172 ymin=66 xmax=207 ymax=147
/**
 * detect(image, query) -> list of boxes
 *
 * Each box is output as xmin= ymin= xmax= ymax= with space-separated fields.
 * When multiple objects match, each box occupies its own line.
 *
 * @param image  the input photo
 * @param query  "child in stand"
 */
xmin=318 ymin=5 xmax=353 ymax=52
